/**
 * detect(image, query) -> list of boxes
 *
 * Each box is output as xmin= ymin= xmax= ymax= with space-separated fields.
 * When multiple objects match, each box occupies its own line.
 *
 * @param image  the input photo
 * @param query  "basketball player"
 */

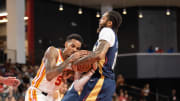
xmin=25 ymin=34 xmax=87 ymax=101
xmin=73 ymin=10 xmax=122 ymax=101
xmin=0 ymin=76 xmax=20 ymax=87
xmin=62 ymin=64 xmax=97 ymax=101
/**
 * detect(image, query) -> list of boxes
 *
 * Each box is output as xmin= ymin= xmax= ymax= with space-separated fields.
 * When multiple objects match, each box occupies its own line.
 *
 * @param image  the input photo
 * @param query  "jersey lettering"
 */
xmin=55 ymin=75 xmax=62 ymax=86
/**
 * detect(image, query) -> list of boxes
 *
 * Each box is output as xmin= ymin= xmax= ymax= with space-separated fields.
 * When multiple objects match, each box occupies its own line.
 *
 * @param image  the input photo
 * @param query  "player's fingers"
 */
xmin=92 ymin=62 xmax=97 ymax=71
xmin=16 ymin=80 xmax=21 ymax=87
xmin=72 ymin=65 xmax=78 ymax=72
xmin=78 ymin=50 xmax=90 ymax=55
xmin=73 ymin=53 xmax=84 ymax=59
xmin=13 ymin=79 xmax=21 ymax=88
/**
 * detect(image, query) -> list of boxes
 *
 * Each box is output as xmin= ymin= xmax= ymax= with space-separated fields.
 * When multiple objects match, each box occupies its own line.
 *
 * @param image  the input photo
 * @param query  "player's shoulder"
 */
xmin=47 ymin=46 xmax=56 ymax=50
xmin=101 ymin=27 xmax=114 ymax=33
xmin=45 ymin=46 xmax=58 ymax=55
xmin=100 ymin=27 xmax=115 ymax=37
xmin=99 ymin=27 xmax=115 ymax=38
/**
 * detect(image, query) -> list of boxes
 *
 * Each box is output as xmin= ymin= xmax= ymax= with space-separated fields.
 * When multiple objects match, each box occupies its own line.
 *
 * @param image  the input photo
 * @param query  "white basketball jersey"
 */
xmin=31 ymin=48 xmax=64 ymax=94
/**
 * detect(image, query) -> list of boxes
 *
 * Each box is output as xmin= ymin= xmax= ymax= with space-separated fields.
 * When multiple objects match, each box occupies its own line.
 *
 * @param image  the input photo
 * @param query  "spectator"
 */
xmin=170 ymin=89 xmax=179 ymax=101
xmin=124 ymin=90 xmax=129 ymax=100
xmin=147 ymin=46 xmax=155 ymax=53
xmin=5 ymin=87 xmax=16 ymax=101
xmin=168 ymin=48 xmax=174 ymax=53
xmin=119 ymin=89 xmax=127 ymax=101
xmin=112 ymin=93 xmax=118 ymax=101
xmin=155 ymin=46 xmax=163 ymax=53
xmin=116 ymin=74 xmax=126 ymax=96
xmin=140 ymin=83 xmax=150 ymax=101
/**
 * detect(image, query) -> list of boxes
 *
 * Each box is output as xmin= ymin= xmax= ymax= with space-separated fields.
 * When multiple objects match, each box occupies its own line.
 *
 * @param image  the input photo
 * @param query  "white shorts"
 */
xmin=25 ymin=87 xmax=54 ymax=101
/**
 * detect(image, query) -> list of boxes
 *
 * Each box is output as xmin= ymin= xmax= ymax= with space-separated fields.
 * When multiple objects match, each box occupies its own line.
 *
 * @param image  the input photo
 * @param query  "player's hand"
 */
xmin=69 ymin=50 xmax=90 ymax=63
xmin=3 ymin=77 xmax=21 ymax=88
xmin=72 ymin=64 xmax=78 ymax=72
xmin=62 ymin=69 xmax=74 ymax=80
xmin=85 ymin=62 xmax=97 ymax=76
xmin=92 ymin=62 xmax=97 ymax=71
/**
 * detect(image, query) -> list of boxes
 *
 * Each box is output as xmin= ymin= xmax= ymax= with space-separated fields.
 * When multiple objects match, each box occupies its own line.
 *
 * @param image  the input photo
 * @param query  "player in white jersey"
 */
xmin=25 ymin=34 xmax=88 ymax=101
xmin=73 ymin=11 xmax=122 ymax=101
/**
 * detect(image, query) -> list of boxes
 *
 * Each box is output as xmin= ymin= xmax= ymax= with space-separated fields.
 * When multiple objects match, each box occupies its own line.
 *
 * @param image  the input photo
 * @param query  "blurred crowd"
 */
xmin=113 ymin=74 xmax=179 ymax=101
xmin=0 ymin=59 xmax=179 ymax=101
xmin=0 ymin=59 xmax=38 ymax=101
xmin=147 ymin=46 xmax=174 ymax=53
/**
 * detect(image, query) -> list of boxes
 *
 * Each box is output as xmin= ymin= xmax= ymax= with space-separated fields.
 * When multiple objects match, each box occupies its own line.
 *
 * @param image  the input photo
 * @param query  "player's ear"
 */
xmin=107 ymin=21 xmax=112 ymax=27
xmin=65 ymin=41 xmax=68 ymax=48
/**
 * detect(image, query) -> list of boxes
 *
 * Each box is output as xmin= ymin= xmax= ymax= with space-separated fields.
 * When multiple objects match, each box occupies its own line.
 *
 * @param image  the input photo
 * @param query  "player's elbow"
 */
xmin=74 ymin=81 xmax=83 ymax=92
xmin=74 ymin=84 xmax=82 ymax=92
xmin=48 ymin=46 xmax=55 ymax=50
xmin=95 ymin=52 xmax=105 ymax=61
xmin=46 ymin=76 xmax=52 ymax=81
xmin=46 ymin=73 xmax=53 ymax=81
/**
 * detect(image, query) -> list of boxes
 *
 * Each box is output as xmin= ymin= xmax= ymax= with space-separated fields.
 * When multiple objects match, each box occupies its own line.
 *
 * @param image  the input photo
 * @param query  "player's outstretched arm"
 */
xmin=74 ymin=63 xmax=97 ymax=92
xmin=73 ymin=40 xmax=110 ymax=65
xmin=0 ymin=76 xmax=20 ymax=88
xmin=44 ymin=47 xmax=89 ymax=81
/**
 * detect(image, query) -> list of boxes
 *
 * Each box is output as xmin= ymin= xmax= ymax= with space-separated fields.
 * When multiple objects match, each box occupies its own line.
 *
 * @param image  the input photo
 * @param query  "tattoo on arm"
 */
xmin=44 ymin=47 xmax=71 ymax=81
xmin=44 ymin=47 xmax=58 ymax=73
xmin=55 ymin=57 xmax=72 ymax=73
xmin=73 ymin=40 xmax=110 ymax=64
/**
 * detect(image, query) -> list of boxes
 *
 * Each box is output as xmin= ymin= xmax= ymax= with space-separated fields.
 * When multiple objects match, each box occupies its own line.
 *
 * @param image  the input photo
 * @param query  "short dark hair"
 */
xmin=107 ymin=10 xmax=122 ymax=33
xmin=66 ymin=33 xmax=83 ymax=43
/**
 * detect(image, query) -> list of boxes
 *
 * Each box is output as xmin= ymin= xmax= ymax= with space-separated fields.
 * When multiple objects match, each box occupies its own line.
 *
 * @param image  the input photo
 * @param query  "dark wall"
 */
xmin=0 ymin=0 xmax=6 ymax=12
xmin=177 ymin=8 xmax=180 ymax=52
xmin=34 ymin=0 xmax=98 ymax=64
xmin=139 ymin=8 xmax=177 ymax=52
xmin=137 ymin=55 xmax=180 ymax=78
xmin=116 ymin=7 xmax=179 ymax=54
xmin=114 ymin=56 xmax=138 ymax=79
xmin=33 ymin=3 xmax=140 ymax=64
xmin=125 ymin=78 xmax=180 ymax=98
xmin=117 ymin=8 xmax=139 ymax=53
xmin=33 ymin=2 xmax=180 ymax=64
xmin=115 ymin=54 xmax=180 ymax=79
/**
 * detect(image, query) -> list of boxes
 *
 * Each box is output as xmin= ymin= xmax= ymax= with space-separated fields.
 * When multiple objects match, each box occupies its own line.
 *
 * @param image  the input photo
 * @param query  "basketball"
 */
xmin=71 ymin=51 xmax=96 ymax=73
xmin=72 ymin=62 xmax=96 ymax=73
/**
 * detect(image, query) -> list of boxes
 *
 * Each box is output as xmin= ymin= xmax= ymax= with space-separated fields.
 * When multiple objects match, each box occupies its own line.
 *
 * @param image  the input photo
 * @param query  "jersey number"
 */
xmin=55 ymin=75 xmax=62 ymax=86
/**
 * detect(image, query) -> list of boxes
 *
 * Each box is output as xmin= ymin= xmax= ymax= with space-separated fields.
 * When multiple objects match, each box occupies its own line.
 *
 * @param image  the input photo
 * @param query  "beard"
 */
xmin=97 ymin=21 xmax=108 ymax=33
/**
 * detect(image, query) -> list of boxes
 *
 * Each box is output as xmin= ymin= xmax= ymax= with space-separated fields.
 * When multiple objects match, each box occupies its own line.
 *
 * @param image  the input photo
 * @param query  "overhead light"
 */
xmin=0 ymin=12 xmax=8 ymax=17
xmin=122 ymin=8 xmax=127 ymax=15
xmin=59 ymin=4 xmax=64 ymax=11
xmin=138 ymin=12 xmax=143 ymax=19
xmin=96 ymin=11 xmax=101 ymax=18
xmin=78 ymin=8 xmax=83 ymax=15
xmin=130 ymin=44 xmax=135 ymax=48
xmin=166 ymin=9 xmax=171 ymax=16
xmin=24 ymin=16 xmax=29 ymax=20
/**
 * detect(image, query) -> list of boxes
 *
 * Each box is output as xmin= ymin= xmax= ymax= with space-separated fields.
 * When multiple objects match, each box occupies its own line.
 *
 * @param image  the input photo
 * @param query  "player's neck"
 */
xmin=62 ymin=51 xmax=68 ymax=60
